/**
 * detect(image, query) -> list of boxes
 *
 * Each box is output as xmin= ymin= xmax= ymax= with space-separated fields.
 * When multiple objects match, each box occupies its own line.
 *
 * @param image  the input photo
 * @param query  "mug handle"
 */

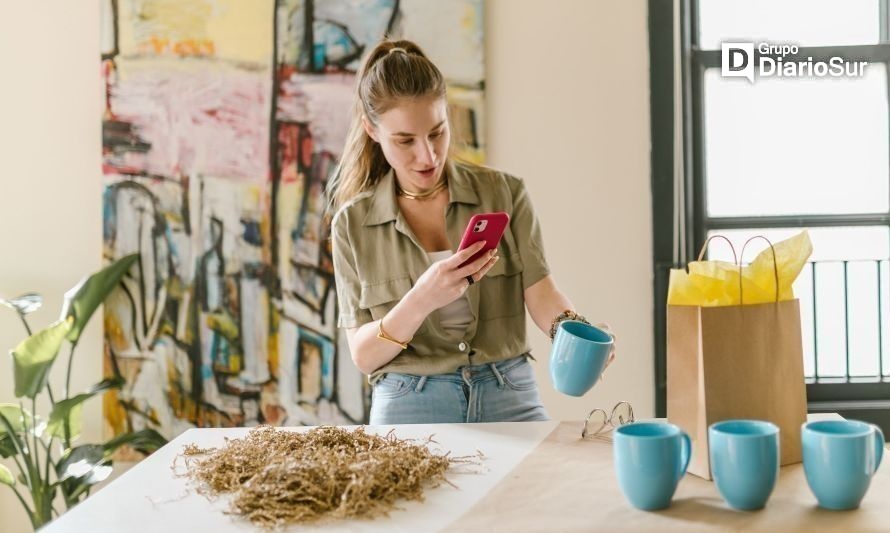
xmin=873 ymin=425 xmax=885 ymax=473
xmin=678 ymin=431 xmax=692 ymax=479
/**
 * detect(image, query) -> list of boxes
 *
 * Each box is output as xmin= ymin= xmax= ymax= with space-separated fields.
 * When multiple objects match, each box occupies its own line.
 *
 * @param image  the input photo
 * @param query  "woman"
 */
xmin=329 ymin=39 xmax=615 ymax=424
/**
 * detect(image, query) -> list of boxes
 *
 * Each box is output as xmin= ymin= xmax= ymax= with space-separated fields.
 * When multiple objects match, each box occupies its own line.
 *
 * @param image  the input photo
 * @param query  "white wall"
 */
xmin=486 ymin=1 xmax=653 ymax=422
xmin=0 ymin=2 xmax=103 ymax=531
xmin=0 ymin=1 xmax=651 ymax=530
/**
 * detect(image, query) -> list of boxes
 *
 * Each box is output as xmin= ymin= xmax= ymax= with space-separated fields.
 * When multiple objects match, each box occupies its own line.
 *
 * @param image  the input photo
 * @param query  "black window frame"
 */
xmin=650 ymin=0 xmax=890 ymax=431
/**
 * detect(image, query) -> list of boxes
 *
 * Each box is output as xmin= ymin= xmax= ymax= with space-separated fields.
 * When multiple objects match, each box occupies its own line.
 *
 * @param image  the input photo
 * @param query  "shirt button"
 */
xmin=458 ymin=342 xmax=467 ymax=351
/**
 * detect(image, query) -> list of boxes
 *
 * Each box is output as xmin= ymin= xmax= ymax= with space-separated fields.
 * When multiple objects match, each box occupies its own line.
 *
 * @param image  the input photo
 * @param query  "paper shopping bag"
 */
xmin=666 ymin=299 xmax=808 ymax=480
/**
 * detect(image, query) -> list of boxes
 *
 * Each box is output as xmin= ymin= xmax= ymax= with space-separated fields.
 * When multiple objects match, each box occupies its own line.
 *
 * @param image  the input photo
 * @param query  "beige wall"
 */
xmin=486 ymin=1 xmax=653 ymax=421
xmin=0 ymin=2 xmax=103 ymax=531
xmin=0 ymin=1 xmax=650 ymax=530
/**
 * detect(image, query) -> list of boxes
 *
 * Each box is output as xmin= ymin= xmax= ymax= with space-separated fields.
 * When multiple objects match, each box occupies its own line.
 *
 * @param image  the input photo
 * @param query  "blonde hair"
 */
xmin=327 ymin=39 xmax=447 ymax=212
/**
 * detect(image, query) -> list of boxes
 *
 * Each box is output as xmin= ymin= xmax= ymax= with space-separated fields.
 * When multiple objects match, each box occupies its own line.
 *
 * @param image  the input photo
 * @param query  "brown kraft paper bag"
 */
xmin=667 ymin=299 xmax=808 ymax=480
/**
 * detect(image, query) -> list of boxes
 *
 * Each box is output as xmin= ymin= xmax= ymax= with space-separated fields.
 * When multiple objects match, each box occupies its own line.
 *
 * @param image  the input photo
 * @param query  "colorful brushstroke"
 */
xmin=101 ymin=0 xmax=484 ymax=441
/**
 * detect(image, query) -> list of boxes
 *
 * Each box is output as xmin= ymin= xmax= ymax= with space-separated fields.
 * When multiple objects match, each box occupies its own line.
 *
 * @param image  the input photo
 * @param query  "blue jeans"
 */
xmin=369 ymin=355 xmax=550 ymax=424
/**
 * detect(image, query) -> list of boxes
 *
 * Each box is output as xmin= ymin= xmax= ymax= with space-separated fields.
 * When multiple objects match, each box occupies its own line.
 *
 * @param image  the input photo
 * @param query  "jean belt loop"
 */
xmin=414 ymin=375 xmax=428 ymax=393
xmin=490 ymin=363 xmax=506 ymax=390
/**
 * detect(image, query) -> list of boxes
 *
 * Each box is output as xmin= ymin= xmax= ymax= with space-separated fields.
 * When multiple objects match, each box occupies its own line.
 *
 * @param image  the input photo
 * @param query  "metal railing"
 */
xmin=803 ymin=260 xmax=890 ymax=383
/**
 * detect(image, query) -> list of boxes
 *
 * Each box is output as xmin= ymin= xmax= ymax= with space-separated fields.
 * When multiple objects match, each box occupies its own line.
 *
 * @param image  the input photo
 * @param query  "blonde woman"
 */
xmin=329 ymin=39 xmax=615 ymax=424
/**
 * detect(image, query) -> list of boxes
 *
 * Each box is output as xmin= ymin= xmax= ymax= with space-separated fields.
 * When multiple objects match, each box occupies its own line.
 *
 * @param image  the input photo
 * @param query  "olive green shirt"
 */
xmin=331 ymin=160 xmax=550 ymax=382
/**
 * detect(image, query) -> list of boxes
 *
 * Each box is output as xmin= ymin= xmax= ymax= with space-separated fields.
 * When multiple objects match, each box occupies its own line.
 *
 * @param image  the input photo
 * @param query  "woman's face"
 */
xmin=364 ymin=96 xmax=450 ymax=192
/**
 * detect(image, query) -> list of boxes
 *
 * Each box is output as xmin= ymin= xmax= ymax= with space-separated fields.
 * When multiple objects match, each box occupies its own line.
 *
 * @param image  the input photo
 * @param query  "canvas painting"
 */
xmin=101 ymin=0 xmax=484 ymax=441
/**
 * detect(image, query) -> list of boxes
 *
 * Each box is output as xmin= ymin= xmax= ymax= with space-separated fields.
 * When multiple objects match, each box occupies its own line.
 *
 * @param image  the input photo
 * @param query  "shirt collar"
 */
xmin=446 ymin=160 xmax=481 ymax=206
xmin=362 ymin=160 xmax=480 ymax=227
xmin=362 ymin=169 xmax=399 ymax=226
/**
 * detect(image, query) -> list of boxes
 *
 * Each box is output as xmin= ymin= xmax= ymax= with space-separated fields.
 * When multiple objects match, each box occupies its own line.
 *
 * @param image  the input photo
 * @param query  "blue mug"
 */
xmin=614 ymin=422 xmax=691 ymax=510
xmin=802 ymin=420 xmax=885 ymax=510
xmin=549 ymin=321 xmax=613 ymax=396
xmin=709 ymin=420 xmax=780 ymax=510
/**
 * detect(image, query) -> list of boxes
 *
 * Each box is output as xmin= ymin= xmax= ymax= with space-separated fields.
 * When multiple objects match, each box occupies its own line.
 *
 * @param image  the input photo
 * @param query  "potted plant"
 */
xmin=0 ymin=254 xmax=167 ymax=530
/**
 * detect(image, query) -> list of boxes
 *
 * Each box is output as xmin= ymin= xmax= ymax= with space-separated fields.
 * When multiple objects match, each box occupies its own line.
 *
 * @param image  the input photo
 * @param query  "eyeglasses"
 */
xmin=581 ymin=401 xmax=634 ymax=439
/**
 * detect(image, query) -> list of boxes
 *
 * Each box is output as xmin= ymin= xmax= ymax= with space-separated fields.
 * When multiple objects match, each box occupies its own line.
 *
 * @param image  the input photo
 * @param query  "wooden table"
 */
xmin=45 ymin=414 xmax=889 ymax=532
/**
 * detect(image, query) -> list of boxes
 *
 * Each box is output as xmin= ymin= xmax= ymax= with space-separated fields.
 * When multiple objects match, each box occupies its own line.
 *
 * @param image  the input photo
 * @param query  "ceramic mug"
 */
xmin=709 ymin=420 xmax=780 ymax=510
xmin=614 ymin=422 xmax=691 ymax=510
xmin=549 ymin=321 xmax=612 ymax=396
xmin=802 ymin=419 xmax=884 ymax=510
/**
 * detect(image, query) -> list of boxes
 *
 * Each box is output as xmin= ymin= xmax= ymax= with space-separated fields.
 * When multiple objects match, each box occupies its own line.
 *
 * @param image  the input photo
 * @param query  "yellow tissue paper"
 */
xmin=668 ymin=230 xmax=813 ymax=307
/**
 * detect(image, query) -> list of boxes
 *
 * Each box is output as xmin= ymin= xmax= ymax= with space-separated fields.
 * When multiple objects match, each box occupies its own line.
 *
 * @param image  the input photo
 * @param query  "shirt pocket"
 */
xmin=479 ymin=251 xmax=525 ymax=320
xmin=360 ymin=277 xmax=411 ymax=317
xmin=359 ymin=277 xmax=429 ymax=334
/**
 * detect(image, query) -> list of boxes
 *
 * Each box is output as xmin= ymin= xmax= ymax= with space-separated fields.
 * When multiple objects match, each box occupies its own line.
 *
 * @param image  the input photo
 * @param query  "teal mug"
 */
xmin=802 ymin=420 xmax=884 ymax=510
xmin=709 ymin=420 xmax=780 ymax=510
xmin=614 ymin=422 xmax=691 ymax=510
xmin=549 ymin=321 xmax=613 ymax=397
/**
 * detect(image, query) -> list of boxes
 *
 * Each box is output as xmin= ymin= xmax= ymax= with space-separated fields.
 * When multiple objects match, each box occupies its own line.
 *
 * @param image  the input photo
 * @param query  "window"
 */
xmin=650 ymin=0 xmax=890 ymax=429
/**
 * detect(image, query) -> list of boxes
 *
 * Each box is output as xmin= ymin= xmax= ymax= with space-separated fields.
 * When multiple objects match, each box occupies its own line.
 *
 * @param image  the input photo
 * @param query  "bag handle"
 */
xmin=739 ymin=236 xmax=780 ymax=304
xmin=695 ymin=234 xmax=780 ymax=304
xmin=696 ymin=235 xmax=738 ymax=263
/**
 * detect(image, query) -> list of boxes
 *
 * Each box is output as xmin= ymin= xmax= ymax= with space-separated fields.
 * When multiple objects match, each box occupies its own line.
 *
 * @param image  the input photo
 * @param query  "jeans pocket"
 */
xmin=373 ymin=373 xmax=416 ymax=399
xmin=502 ymin=359 xmax=538 ymax=392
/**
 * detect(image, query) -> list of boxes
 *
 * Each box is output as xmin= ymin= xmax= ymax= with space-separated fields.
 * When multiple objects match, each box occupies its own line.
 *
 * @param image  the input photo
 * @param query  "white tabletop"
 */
xmin=44 ymin=420 xmax=560 ymax=532
xmin=44 ymin=413 xmax=887 ymax=532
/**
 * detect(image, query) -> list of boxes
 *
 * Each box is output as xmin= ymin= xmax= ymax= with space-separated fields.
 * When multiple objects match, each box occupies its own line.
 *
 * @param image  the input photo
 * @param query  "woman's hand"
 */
xmin=408 ymin=241 xmax=498 ymax=314
xmin=596 ymin=322 xmax=617 ymax=381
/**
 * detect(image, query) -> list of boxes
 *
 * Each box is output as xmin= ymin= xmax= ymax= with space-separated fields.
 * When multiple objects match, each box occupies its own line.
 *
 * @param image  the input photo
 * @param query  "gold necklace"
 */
xmin=395 ymin=177 xmax=447 ymax=201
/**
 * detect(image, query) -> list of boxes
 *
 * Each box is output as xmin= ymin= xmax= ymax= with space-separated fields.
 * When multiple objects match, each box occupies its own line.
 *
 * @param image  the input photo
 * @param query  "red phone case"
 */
xmin=457 ymin=212 xmax=510 ymax=268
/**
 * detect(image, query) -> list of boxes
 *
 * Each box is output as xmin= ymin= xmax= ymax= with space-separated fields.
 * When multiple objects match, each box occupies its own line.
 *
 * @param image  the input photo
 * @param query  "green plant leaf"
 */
xmin=47 ymin=377 xmax=125 ymax=439
xmin=0 ymin=404 xmax=44 ymax=439
xmin=56 ymin=444 xmax=113 ymax=504
xmin=0 ymin=293 xmax=43 ymax=315
xmin=10 ymin=318 xmax=72 ymax=399
xmin=0 ymin=435 xmax=16 ymax=458
xmin=62 ymin=253 xmax=139 ymax=343
xmin=103 ymin=428 xmax=167 ymax=455
xmin=0 ymin=404 xmax=29 ymax=434
xmin=0 ymin=410 xmax=26 ymax=460
xmin=0 ymin=463 xmax=14 ymax=486
xmin=56 ymin=445 xmax=100 ymax=480
xmin=49 ymin=404 xmax=84 ymax=441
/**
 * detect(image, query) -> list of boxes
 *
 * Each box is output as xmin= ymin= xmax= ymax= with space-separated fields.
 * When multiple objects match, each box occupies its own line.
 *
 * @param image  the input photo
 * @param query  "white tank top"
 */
xmin=427 ymin=250 xmax=473 ymax=337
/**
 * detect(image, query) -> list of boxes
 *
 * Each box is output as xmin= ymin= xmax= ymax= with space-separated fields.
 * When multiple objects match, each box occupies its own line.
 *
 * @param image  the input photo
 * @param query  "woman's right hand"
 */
xmin=409 ymin=241 xmax=499 ymax=314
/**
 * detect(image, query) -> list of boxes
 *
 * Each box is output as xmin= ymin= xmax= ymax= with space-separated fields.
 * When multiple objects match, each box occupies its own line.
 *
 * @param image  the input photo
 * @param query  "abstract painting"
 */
xmin=101 ymin=0 xmax=484 ymax=441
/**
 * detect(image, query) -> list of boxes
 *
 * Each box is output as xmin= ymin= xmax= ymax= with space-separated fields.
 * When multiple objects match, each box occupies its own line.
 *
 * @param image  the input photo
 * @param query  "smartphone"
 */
xmin=456 ymin=212 xmax=510 ymax=268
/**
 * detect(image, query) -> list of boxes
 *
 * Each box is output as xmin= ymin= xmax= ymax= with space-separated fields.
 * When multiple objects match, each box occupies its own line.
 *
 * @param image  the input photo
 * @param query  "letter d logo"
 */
xmin=721 ymin=42 xmax=754 ymax=82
